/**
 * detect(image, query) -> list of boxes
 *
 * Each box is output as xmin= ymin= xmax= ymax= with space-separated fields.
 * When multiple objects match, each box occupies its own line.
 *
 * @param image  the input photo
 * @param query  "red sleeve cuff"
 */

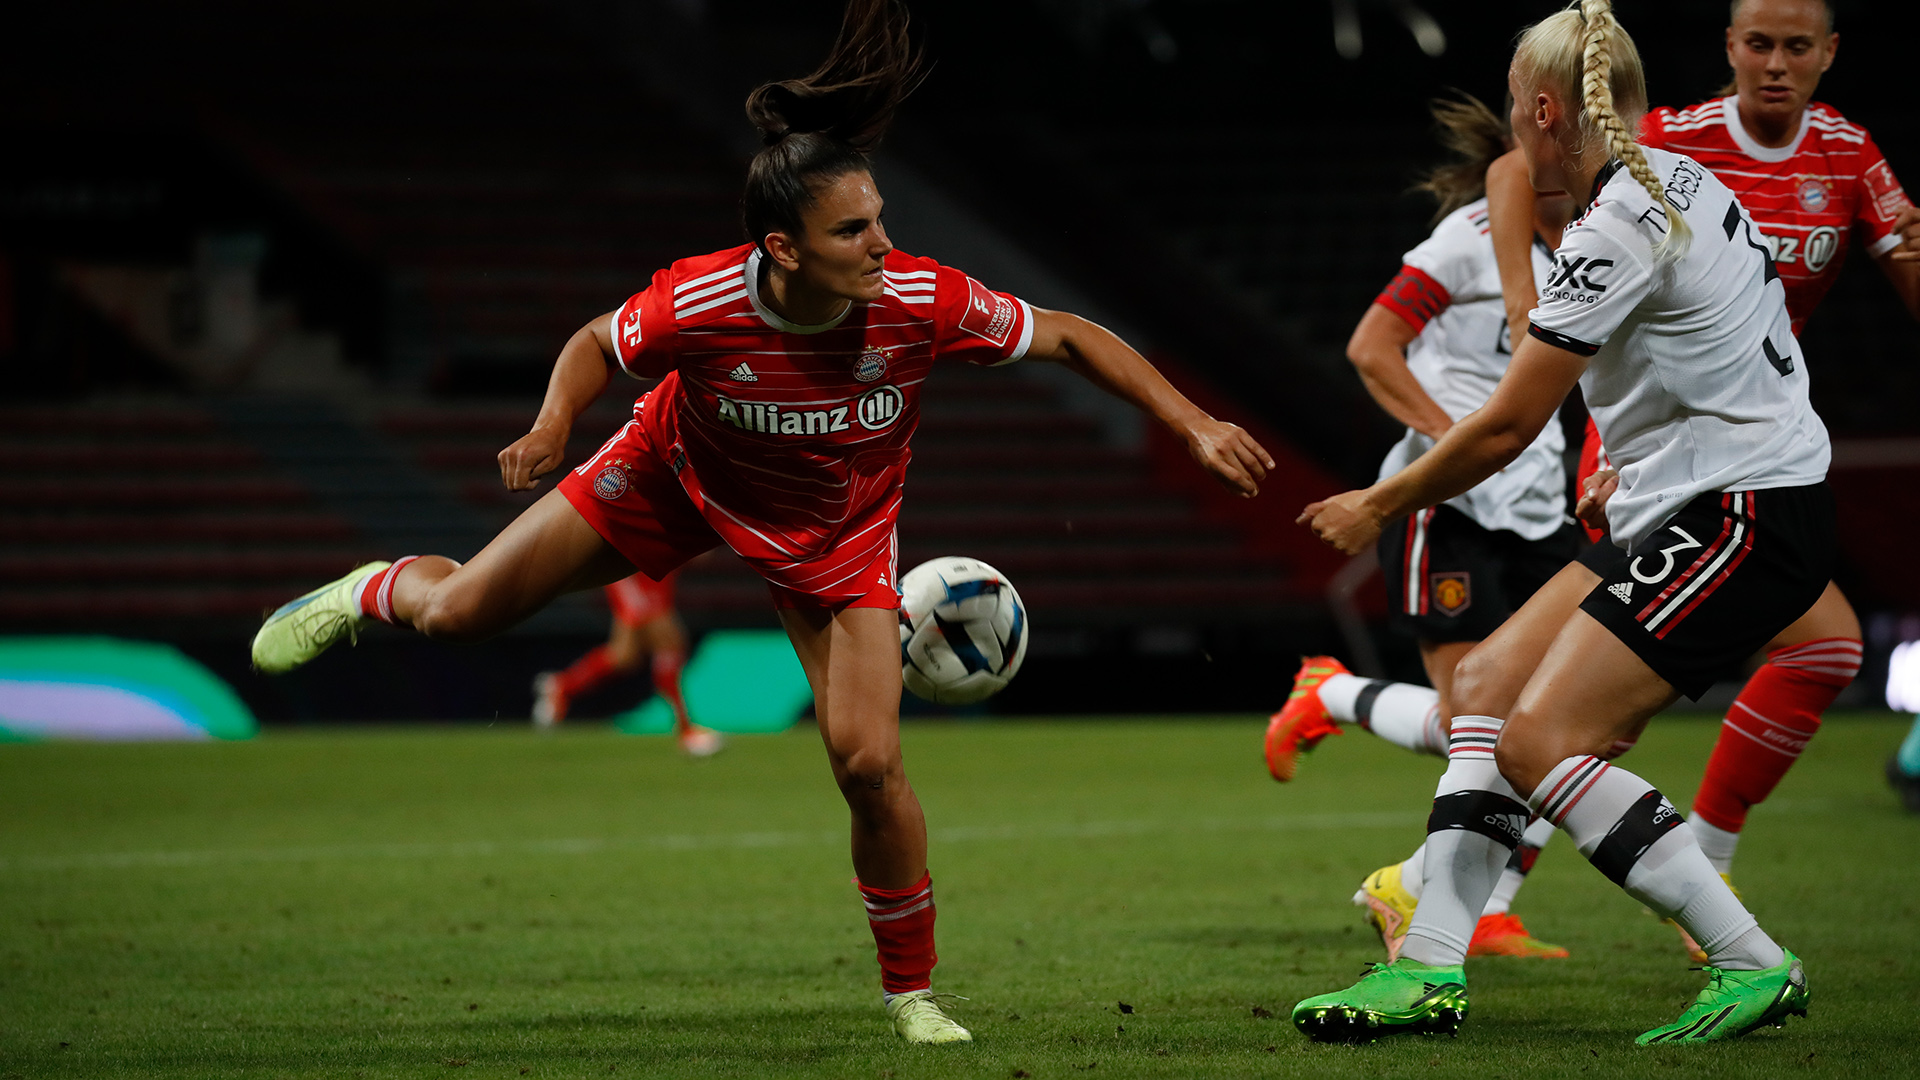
xmin=1375 ymin=264 xmax=1451 ymax=332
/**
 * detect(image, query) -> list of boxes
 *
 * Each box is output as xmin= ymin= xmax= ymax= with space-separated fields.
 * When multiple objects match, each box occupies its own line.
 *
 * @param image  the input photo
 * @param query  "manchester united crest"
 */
xmin=853 ymin=346 xmax=890 ymax=383
xmin=1430 ymin=572 xmax=1471 ymax=616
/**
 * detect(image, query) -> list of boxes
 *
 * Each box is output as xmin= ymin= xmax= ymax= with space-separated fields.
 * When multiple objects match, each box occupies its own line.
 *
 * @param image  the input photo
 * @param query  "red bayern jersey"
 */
xmin=606 ymin=243 xmax=1033 ymax=597
xmin=1642 ymin=96 xmax=1911 ymax=336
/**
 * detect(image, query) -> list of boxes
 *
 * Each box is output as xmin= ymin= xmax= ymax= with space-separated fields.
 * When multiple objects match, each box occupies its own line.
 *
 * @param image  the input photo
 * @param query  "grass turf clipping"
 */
xmin=1 ymin=715 xmax=1915 ymax=1078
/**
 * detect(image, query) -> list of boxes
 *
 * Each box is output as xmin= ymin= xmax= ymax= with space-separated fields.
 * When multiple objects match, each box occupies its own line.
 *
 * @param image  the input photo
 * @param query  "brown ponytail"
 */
xmin=741 ymin=0 xmax=927 ymax=252
xmin=1414 ymin=92 xmax=1512 ymax=223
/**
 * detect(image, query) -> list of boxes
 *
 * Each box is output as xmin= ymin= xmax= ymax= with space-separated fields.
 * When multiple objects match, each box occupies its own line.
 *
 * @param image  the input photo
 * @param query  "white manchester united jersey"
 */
xmin=1529 ymin=148 xmax=1831 ymax=551
xmin=1374 ymin=198 xmax=1566 ymax=540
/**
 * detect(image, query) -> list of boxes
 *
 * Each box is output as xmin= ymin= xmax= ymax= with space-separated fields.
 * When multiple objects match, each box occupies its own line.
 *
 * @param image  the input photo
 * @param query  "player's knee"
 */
xmin=1450 ymin=646 xmax=1517 ymax=720
xmin=834 ymin=745 xmax=901 ymax=798
xmin=412 ymin=588 xmax=491 ymax=643
xmin=1492 ymin=721 xmax=1553 ymax=799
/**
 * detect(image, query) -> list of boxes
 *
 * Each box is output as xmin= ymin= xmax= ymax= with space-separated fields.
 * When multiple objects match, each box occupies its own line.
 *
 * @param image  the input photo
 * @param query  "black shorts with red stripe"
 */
xmin=1577 ymin=484 xmax=1835 ymax=700
xmin=1379 ymin=505 xmax=1580 ymax=644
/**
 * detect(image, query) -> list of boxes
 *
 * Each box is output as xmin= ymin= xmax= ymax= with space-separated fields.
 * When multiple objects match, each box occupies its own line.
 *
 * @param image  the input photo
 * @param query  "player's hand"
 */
xmin=1890 ymin=206 xmax=1920 ymax=262
xmin=1184 ymin=418 xmax=1274 ymax=498
xmin=498 ymin=423 xmax=569 ymax=492
xmin=1575 ymin=467 xmax=1619 ymax=531
xmin=1297 ymin=489 xmax=1386 ymax=555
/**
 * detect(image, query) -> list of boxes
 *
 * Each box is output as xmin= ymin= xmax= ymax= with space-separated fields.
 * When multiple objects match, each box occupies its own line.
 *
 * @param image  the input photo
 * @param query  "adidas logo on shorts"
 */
xmin=1609 ymin=582 xmax=1633 ymax=604
xmin=728 ymin=362 xmax=758 ymax=382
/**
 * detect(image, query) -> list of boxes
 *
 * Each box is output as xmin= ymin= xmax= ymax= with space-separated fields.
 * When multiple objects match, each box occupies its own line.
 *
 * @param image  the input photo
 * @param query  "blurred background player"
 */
xmin=1264 ymin=93 xmax=1580 ymax=960
xmin=1296 ymin=0 xmax=1828 ymax=1043
xmin=532 ymin=570 xmax=723 ymax=757
xmin=1480 ymin=0 xmax=1917 ymax=958
xmin=247 ymin=0 xmax=1271 ymax=1045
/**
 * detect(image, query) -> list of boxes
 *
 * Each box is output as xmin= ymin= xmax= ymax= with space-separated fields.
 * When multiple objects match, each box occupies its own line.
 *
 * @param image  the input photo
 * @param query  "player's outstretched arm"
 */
xmin=1346 ymin=303 xmax=1452 ymax=439
xmin=498 ymin=312 xmax=619 ymax=492
xmin=1486 ymin=148 xmax=1548 ymax=353
xmin=1298 ymin=335 xmax=1586 ymax=554
xmin=1876 ymin=206 xmax=1920 ymax=321
xmin=1024 ymin=308 xmax=1275 ymax=498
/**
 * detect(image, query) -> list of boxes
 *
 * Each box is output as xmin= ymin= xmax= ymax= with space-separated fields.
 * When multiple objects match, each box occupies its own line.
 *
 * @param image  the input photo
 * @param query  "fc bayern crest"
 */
xmin=1796 ymin=178 xmax=1830 ymax=213
xmin=593 ymin=465 xmax=629 ymax=501
xmin=853 ymin=347 xmax=889 ymax=383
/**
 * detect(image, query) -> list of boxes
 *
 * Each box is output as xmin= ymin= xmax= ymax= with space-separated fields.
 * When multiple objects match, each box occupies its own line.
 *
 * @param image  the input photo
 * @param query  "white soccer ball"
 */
xmin=898 ymin=556 xmax=1029 ymax=705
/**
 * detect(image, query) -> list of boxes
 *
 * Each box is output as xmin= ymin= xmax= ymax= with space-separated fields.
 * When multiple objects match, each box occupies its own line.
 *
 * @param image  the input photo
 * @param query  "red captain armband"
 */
xmin=1375 ymin=265 xmax=1451 ymax=332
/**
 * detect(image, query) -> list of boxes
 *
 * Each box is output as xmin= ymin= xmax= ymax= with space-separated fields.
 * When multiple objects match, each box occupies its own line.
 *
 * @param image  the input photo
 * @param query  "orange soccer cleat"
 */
xmin=1468 ymin=913 xmax=1570 ymax=958
xmin=1264 ymin=656 xmax=1348 ymax=782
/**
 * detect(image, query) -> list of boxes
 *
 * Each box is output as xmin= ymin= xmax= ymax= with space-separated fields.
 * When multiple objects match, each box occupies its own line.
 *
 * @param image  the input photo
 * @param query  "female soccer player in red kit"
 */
xmin=249 ymin=0 xmax=1272 ymax=1044
xmin=531 ymin=570 xmax=723 ymax=758
xmin=1479 ymin=0 xmax=1918 ymax=957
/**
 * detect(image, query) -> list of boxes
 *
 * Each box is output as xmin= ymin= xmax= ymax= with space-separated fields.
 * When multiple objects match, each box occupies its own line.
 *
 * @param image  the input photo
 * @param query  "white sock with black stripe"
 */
xmin=1530 ymin=755 xmax=1784 ymax=971
xmin=1398 ymin=716 xmax=1529 ymax=967
xmin=1317 ymin=675 xmax=1447 ymax=756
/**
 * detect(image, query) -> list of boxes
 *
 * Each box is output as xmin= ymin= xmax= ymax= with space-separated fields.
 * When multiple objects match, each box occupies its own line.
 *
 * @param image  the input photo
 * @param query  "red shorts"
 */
xmin=558 ymin=417 xmax=898 ymax=612
xmin=605 ymin=571 xmax=677 ymax=626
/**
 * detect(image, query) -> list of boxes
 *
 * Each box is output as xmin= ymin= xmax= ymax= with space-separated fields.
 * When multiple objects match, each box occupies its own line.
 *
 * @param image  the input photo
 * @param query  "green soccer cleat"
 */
xmin=1292 ymin=958 xmax=1468 ymax=1043
xmin=1636 ymin=951 xmax=1809 ymax=1045
xmin=251 ymin=561 xmax=390 ymax=674
xmin=886 ymin=990 xmax=973 ymax=1044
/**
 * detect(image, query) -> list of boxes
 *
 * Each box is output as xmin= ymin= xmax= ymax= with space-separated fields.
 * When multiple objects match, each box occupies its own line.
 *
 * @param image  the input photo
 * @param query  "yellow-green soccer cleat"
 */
xmin=251 ymin=561 xmax=390 ymax=674
xmin=886 ymin=990 xmax=973 ymax=1044
xmin=1636 ymin=950 xmax=1809 ymax=1045
xmin=1292 ymin=958 xmax=1468 ymax=1043
xmin=1353 ymin=862 xmax=1420 ymax=961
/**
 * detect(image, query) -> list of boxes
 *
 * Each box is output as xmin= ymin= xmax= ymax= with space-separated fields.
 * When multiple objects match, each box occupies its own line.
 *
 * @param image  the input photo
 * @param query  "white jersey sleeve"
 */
xmin=1528 ymin=150 xmax=1830 ymax=551
xmin=1400 ymin=206 xmax=1490 ymax=301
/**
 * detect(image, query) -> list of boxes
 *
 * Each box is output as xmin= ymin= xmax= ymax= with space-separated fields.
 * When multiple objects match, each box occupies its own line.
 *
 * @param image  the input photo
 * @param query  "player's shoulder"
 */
xmin=1801 ymin=101 xmax=1874 ymax=150
xmin=874 ymin=248 xmax=945 ymax=317
xmin=1407 ymin=197 xmax=1492 ymax=267
xmin=1642 ymin=98 xmax=1730 ymax=145
xmin=662 ymin=244 xmax=756 ymax=291
xmin=657 ymin=244 xmax=757 ymax=327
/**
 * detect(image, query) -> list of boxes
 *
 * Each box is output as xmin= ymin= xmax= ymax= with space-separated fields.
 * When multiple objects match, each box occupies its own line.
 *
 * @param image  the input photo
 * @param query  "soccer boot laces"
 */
xmin=1265 ymin=655 xmax=1348 ymax=781
xmin=1468 ymin=912 xmax=1570 ymax=959
xmin=251 ymin=561 xmax=390 ymax=674
xmin=1352 ymin=862 xmax=1419 ymax=961
xmin=1292 ymin=958 xmax=1468 ymax=1043
xmin=886 ymin=990 xmax=973 ymax=1044
xmin=1635 ymin=950 xmax=1809 ymax=1045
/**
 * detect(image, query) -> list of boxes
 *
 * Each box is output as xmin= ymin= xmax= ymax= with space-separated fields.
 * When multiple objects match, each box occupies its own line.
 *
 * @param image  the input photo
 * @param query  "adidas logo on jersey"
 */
xmin=728 ymin=362 xmax=758 ymax=383
xmin=1609 ymin=582 xmax=1634 ymax=604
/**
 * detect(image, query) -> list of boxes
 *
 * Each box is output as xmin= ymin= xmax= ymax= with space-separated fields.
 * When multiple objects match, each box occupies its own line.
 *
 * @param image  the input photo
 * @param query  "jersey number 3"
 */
xmin=1723 ymin=204 xmax=1792 ymax=376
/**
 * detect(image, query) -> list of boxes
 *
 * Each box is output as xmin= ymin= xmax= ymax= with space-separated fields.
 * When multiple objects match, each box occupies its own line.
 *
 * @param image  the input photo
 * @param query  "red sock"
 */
xmin=357 ymin=556 xmax=420 ymax=625
xmin=556 ymin=645 xmax=619 ymax=699
xmin=652 ymin=649 xmax=690 ymax=729
xmin=1691 ymin=637 xmax=1861 ymax=831
xmin=858 ymin=873 xmax=937 ymax=994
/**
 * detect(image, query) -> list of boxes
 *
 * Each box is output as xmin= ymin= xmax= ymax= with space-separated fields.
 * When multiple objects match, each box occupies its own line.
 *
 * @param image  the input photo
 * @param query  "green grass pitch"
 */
xmin=2 ymin=714 xmax=1916 ymax=1079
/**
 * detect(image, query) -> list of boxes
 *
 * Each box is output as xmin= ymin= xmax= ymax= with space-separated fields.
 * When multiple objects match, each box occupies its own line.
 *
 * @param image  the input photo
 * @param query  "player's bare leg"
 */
xmin=782 ymin=604 xmax=964 ymax=1042
xmin=392 ymin=491 xmax=635 ymax=641
xmin=254 ymin=489 xmax=634 ymax=672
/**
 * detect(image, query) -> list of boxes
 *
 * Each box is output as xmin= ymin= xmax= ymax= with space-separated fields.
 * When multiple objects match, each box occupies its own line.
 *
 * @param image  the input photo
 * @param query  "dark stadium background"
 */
xmin=3 ymin=0 xmax=1912 ymax=721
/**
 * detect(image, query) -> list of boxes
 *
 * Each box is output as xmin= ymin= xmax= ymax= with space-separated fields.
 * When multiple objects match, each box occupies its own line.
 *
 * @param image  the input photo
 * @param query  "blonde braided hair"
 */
xmin=1515 ymin=2 xmax=1689 ymax=265
xmin=1578 ymin=0 xmax=1690 ymax=264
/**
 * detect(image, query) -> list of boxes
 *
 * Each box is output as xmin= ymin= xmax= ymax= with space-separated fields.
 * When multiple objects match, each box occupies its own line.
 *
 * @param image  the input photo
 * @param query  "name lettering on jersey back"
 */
xmin=713 ymin=384 xmax=905 ymax=436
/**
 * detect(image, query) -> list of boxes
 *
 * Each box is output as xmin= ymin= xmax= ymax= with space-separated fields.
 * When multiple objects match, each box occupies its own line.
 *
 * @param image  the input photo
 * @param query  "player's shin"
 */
xmin=1483 ymin=816 xmax=1554 ymax=916
xmin=1321 ymin=675 xmax=1447 ymax=755
xmin=1531 ymin=754 xmax=1783 ymax=971
xmin=1398 ymin=716 xmax=1528 ymax=967
xmin=1690 ymin=638 xmax=1859 ymax=872
xmin=653 ymin=649 xmax=690 ymax=729
xmin=858 ymin=873 xmax=938 ymax=996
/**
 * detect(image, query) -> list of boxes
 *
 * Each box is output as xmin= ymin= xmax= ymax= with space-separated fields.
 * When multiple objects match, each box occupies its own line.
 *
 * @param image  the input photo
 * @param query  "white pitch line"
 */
xmin=0 ymin=811 xmax=1418 ymax=873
